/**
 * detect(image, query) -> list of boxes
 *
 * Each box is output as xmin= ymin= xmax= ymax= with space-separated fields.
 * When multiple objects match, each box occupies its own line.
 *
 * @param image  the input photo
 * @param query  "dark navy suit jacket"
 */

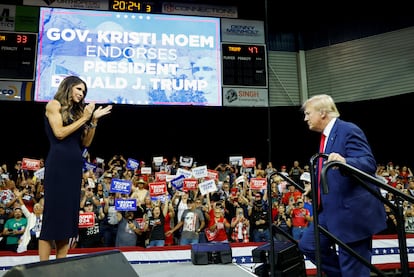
xmin=320 ymin=118 xmax=387 ymax=243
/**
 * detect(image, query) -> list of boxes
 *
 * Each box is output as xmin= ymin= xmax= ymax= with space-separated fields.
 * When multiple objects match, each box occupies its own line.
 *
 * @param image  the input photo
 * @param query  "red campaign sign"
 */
xmin=207 ymin=169 xmax=218 ymax=180
xmin=243 ymin=157 xmax=256 ymax=168
xmin=21 ymin=158 xmax=41 ymax=171
xmin=136 ymin=218 xmax=146 ymax=230
xmin=231 ymin=187 xmax=238 ymax=197
xmin=183 ymin=178 xmax=198 ymax=191
xmin=149 ymin=181 xmax=167 ymax=196
xmin=155 ymin=172 xmax=168 ymax=182
xmin=78 ymin=212 xmax=95 ymax=228
xmin=250 ymin=177 xmax=267 ymax=190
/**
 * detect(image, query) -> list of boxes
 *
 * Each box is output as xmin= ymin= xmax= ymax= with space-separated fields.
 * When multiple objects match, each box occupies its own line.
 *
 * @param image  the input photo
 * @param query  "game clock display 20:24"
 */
xmin=110 ymin=0 xmax=153 ymax=13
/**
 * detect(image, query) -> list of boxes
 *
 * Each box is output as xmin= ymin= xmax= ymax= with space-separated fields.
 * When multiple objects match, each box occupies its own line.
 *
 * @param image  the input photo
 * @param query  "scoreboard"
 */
xmin=0 ymin=32 xmax=37 ymax=81
xmin=221 ymin=43 xmax=267 ymax=87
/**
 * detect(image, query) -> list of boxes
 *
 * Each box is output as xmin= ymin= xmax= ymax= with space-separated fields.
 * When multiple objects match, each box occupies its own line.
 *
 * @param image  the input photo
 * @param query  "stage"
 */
xmin=0 ymin=235 xmax=413 ymax=276
xmin=0 ymin=262 xmax=257 ymax=277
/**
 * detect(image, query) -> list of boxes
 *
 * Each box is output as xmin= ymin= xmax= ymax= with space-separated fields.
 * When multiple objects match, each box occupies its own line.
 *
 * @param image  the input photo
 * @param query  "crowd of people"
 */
xmin=0 ymin=155 xmax=412 ymax=253
xmin=1 ymin=89 xmax=409 ymax=276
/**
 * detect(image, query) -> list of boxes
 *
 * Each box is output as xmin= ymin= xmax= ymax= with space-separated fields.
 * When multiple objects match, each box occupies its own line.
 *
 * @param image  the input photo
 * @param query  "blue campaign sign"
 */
xmin=171 ymin=175 xmax=185 ymax=191
xmin=83 ymin=161 xmax=97 ymax=172
xmin=110 ymin=178 xmax=132 ymax=194
xmin=155 ymin=194 xmax=171 ymax=204
xmin=115 ymin=198 xmax=137 ymax=211
xmin=126 ymin=158 xmax=139 ymax=170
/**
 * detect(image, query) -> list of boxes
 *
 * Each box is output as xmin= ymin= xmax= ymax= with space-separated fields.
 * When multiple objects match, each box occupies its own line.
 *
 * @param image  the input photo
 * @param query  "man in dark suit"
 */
xmin=298 ymin=94 xmax=387 ymax=277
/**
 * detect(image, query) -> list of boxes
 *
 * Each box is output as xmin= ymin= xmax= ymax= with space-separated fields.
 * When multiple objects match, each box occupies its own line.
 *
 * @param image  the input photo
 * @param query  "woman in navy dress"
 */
xmin=39 ymin=76 xmax=112 ymax=261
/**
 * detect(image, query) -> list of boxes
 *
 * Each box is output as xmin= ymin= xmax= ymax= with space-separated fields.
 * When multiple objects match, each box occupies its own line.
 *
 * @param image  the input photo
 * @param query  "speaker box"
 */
xmin=191 ymin=242 xmax=232 ymax=265
xmin=4 ymin=250 xmax=138 ymax=277
xmin=252 ymin=240 xmax=303 ymax=269
xmin=254 ymin=261 xmax=306 ymax=277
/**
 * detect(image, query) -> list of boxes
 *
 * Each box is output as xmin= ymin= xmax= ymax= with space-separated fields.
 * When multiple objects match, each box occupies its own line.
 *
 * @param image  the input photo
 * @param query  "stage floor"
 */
xmin=0 ymin=262 xmax=258 ymax=277
xmin=132 ymin=262 xmax=257 ymax=277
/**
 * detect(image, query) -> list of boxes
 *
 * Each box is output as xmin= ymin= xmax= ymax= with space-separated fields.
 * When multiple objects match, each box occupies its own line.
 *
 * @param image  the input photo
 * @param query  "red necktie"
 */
xmin=317 ymin=133 xmax=326 ymax=207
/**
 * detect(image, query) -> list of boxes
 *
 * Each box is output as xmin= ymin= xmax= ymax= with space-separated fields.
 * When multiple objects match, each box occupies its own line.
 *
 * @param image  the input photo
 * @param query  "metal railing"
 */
xmin=266 ymin=155 xmax=414 ymax=276
xmin=310 ymin=153 xmax=414 ymax=277
xmin=266 ymin=171 xmax=304 ymax=276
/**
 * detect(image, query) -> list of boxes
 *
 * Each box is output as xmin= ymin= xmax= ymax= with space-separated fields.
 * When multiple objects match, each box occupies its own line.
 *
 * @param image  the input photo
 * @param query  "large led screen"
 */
xmin=34 ymin=8 xmax=222 ymax=106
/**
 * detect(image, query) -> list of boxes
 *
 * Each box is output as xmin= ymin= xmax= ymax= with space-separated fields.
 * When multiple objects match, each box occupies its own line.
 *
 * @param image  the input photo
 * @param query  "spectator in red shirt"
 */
xmin=206 ymin=207 xmax=230 ymax=243
xmin=230 ymin=207 xmax=250 ymax=242
xmin=290 ymin=198 xmax=311 ymax=241
xmin=281 ymin=183 xmax=302 ymax=206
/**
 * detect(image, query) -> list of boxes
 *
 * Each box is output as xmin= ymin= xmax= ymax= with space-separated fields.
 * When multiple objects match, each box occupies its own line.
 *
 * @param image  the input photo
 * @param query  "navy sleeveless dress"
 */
xmin=40 ymin=116 xmax=84 ymax=241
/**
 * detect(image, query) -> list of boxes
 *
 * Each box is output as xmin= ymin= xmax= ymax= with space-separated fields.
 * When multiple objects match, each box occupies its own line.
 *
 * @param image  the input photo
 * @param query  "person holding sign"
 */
xmin=147 ymin=197 xmax=170 ymax=247
xmin=39 ymin=76 xmax=112 ymax=261
xmin=205 ymin=207 xmax=230 ymax=243
xmin=166 ymin=198 xmax=205 ymax=245
xmin=13 ymin=189 xmax=43 ymax=253
xmin=77 ymin=200 xmax=105 ymax=248
xmin=115 ymin=210 xmax=144 ymax=247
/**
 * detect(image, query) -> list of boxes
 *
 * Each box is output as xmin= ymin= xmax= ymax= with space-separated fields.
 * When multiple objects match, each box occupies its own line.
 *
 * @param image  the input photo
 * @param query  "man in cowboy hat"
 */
xmin=131 ymin=177 xmax=149 ymax=204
